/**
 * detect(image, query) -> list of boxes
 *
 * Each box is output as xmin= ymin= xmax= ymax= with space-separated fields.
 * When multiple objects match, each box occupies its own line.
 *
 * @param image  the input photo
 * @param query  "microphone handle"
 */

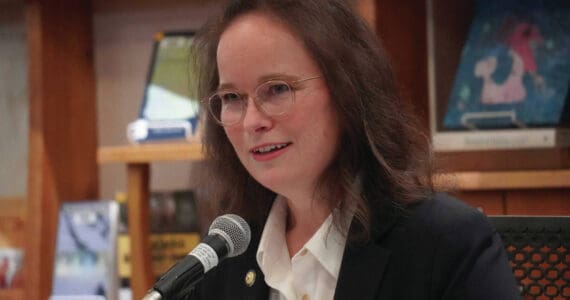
xmin=151 ymin=255 xmax=204 ymax=299
xmin=145 ymin=234 xmax=229 ymax=299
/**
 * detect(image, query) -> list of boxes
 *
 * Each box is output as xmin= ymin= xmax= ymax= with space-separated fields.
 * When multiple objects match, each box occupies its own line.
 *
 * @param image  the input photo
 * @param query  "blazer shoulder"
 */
xmin=403 ymin=192 xmax=493 ymax=238
xmin=395 ymin=193 xmax=520 ymax=299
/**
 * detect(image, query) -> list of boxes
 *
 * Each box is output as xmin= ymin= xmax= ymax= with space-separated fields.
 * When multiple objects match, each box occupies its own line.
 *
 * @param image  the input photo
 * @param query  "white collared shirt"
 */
xmin=256 ymin=196 xmax=351 ymax=300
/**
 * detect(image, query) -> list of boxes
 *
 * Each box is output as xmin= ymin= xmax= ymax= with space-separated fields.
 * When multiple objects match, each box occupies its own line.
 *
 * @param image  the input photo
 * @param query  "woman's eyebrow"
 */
xmin=257 ymin=73 xmax=298 ymax=83
xmin=217 ymin=73 xmax=299 ymax=90
xmin=217 ymin=82 xmax=237 ymax=90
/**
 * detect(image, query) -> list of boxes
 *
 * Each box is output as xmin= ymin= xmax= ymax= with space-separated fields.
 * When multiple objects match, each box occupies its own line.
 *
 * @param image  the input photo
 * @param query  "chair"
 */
xmin=489 ymin=216 xmax=570 ymax=300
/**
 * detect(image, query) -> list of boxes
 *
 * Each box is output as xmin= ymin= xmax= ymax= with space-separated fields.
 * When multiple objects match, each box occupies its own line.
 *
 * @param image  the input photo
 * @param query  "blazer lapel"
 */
xmin=333 ymin=198 xmax=403 ymax=300
xmin=333 ymin=242 xmax=391 ymax=300
xmin=240 ymin=220 xmax=270 ymax=299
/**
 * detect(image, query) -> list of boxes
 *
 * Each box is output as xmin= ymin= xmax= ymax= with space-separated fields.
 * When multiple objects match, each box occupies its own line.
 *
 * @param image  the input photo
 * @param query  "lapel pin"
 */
xmin=245 ymin=269 xmax=256 ymax=287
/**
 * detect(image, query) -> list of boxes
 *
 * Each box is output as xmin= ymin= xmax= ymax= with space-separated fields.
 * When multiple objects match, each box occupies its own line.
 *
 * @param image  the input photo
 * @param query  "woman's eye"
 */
xmin=221 ymin=92 xmax=241 ymax=103
xmin=268 ymin=83 xmax=290 ymax=96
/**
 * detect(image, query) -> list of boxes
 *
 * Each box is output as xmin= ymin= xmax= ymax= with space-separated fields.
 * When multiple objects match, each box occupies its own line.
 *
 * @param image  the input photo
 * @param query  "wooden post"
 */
xmin=127 ymin=163 xmax=154 ymax=300
xmin=25 ymin=0 xmax=97 ymax=299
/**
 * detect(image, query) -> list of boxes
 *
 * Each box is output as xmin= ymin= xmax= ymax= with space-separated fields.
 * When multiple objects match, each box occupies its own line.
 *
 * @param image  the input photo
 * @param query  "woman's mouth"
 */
xmin=250 ymin=143 xmax=292 ymax=161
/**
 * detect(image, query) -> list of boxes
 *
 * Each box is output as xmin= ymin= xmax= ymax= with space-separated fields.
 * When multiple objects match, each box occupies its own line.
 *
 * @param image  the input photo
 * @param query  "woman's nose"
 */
xmin=242 ymin=97 xmax=272 ymax=133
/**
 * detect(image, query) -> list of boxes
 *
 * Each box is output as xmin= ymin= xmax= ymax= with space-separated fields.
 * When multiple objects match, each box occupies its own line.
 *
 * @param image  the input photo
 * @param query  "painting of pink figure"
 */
xmin=443 ymin=0 xmax=570 ymax=130
xmin=474 ymin=50 xmax=526 ymax=104
xmin=505 ymin=22 xmax=545 ymax=88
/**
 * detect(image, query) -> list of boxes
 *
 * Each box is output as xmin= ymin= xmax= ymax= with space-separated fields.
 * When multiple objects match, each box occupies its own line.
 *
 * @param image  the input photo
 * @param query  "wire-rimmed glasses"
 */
xmin=205 ymin=76 xmax=321 ymax=126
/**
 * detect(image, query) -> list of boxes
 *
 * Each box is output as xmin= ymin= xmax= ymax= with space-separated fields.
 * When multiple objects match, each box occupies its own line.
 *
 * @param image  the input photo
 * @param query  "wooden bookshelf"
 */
xmin=0 ymin=198 xmax=26 ymax=299
xmin=0 ymin=198 xmax=26 ymax=219
xmin=20 ymin=1 xmax=100 ymax=299
xmin=377 ymin=0 xmax=569 ymax=216
xmin=0 ymin=198 xmax=26 ymax=249
xmin=98 ymin=143 xmax=570 ymax=297
xmin=16 ymin=0 xmax=566 ymax=299
xmin=98 ymin=144 xmax=570 ymax=191
xmin=97 ymin=142 xmax=204 ymax=299
xmin=93 ymin=0 xmax=569 ymax=298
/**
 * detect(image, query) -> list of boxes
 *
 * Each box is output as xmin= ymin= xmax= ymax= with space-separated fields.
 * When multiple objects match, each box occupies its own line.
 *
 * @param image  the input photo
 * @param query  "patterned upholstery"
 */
xmin=489 ymin=216 xmax=570 ymax=300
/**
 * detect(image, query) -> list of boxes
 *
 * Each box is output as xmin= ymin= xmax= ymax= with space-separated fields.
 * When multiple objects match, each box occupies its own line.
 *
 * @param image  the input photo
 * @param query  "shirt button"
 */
xmin=301 ymin=294 xmax=310 ymax=300
xmin=299 ymin=248 xmax=308 ymax=256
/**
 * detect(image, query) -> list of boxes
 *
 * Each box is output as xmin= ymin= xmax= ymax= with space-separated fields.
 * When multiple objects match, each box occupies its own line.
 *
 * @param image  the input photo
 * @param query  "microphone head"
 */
xmin=208 ymin=214 xmax=251 ymax=257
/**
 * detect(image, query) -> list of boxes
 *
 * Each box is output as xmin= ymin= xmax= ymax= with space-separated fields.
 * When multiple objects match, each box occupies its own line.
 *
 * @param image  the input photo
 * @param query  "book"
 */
xmin=117 ymin=233 xmax=200 ymax=280
xmin=149 ymin=190 xmax=200 ymax=233
xmin=444 ymin=0 xmax=570 ymax=131
xmin=116 ymin=190 xmax=201 ymax=280
xmin=0 ymin=248 xmax=23 ymax=288
xmin=127 ymin=31 xmax=201 ymax=144
xmin=50 ymin=201 xmax=119 ymax=300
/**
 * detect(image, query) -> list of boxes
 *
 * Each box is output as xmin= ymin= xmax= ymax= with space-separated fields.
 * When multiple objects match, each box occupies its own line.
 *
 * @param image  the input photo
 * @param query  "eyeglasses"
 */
xmin=205 ymin=76 xmax=321 ymax=126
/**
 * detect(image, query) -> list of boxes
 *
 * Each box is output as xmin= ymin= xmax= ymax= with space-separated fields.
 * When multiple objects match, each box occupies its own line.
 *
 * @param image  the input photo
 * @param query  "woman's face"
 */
xmin=216 ymin=12 xmax=340 ymax=199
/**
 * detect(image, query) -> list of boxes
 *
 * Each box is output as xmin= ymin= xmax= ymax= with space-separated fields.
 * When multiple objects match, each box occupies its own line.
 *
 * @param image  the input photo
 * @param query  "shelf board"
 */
xmin=432 ymin=128 xmax=570 ymax=152
xmin=0 ymin=198 xmax=26 ymax=218
xmin=435 ymin=169 xmax=570 ymax=191
xmin=0 ymin=289 xmax=24 ymax=300
xmin=98 ymin=144 xmax=570 ymax=190
xmin=97 ymin=143 xmax=204 ymax=164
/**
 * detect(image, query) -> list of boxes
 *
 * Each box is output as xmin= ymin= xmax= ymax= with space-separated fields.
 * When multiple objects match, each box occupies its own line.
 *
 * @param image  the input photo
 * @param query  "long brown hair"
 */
xmin=193 ymin=0 xmax=434 ymax=240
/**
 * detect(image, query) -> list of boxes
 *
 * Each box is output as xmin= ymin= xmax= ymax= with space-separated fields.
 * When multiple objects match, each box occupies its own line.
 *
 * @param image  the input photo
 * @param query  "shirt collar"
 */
xmin=303 ymin=211 xmax=350 ymax=278
xmin=256 ymin=195 xmax=290 ymax=283
xmin=256 ymin=195 xmax=353 ymax=280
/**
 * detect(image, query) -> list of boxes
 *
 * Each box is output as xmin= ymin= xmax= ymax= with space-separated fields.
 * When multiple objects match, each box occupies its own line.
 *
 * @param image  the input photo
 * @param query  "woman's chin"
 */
xmin=252 ymin=173 xmax=291 ymax=194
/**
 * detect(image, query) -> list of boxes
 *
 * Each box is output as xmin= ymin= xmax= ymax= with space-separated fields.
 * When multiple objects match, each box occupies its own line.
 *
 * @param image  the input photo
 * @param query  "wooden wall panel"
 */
xmin=26 ymin=0 xmax=98 ymax=299
xmin=356 ymin=0 xmax=377 ymax=32
xmin=437 ymin=149 xmax=570 ymax=172
xmin=505 ymin=189 xmax=570 ymax=215
xmin=450 ymin=191 xmax=505 ymax=215
xmin=376 ymin=0 xmax=429 ymax=130
xmin=429 ymin=0 xmax=474 ymax=133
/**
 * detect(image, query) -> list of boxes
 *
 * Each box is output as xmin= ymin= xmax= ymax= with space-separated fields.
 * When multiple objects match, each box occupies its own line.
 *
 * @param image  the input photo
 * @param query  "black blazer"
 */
xmin=183 ymin=193 xmax=520 ymax=300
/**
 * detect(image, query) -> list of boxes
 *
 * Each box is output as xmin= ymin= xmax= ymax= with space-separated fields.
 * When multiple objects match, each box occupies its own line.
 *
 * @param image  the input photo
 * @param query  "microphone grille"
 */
xmin=208 ymin=214 xmax=251 ymax=257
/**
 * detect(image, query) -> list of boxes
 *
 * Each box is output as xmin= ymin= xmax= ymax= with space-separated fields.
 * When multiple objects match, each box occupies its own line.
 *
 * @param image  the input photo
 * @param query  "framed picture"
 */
xmin=444 ymin=0 xmax=570 ymax=130
xmin=127 ymin=31 xmax=201 ymax=143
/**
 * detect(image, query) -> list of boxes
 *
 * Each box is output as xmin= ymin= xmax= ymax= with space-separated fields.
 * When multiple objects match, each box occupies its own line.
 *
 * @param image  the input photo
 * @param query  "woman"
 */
xmin=186 ymin=0 xmax=520 ymax=299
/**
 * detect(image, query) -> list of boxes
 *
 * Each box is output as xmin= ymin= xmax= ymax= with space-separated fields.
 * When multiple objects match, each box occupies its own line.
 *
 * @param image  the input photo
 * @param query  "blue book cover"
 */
xmin=51 ymin=201 xmax=119 ymax=300
xmin=444 ymin=0 xmax=570 ymax=130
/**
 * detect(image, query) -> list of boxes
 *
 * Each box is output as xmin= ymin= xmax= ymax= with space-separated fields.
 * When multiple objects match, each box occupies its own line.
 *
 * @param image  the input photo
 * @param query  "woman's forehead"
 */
xmin=217 ymin=12 xmax=300 ymax=63
xmin=216 ymin=11 xmax=320 ymax=86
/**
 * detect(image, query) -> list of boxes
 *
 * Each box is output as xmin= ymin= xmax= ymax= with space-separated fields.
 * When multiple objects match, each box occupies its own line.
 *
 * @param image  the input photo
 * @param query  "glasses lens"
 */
xmin=208 ymin=91 xmax=243 ymax=125
xmin=257 ymin=81 xmax=293 ymax=115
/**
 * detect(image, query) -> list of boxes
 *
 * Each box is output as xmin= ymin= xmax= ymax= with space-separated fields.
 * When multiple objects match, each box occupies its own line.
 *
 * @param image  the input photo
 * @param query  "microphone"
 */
xmin=142 ymin=214 xmax=251 ymax=300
